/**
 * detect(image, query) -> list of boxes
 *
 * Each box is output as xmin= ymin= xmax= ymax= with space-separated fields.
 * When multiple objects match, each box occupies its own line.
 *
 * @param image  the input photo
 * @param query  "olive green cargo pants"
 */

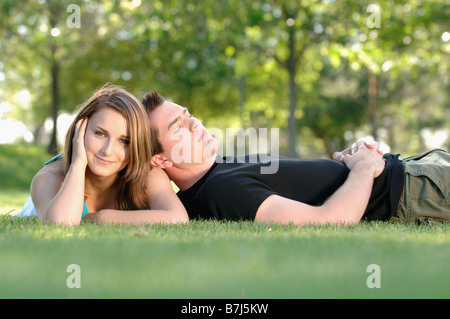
xmin=390 ymin=149 xmax=450 ymax=225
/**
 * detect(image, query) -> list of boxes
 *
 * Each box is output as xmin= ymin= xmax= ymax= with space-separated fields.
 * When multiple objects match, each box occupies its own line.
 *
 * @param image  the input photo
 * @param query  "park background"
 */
xmin=1 ymin=0 xmax=449 ymax=158
xmin=0 ymin=0 xmax=450 ymax=300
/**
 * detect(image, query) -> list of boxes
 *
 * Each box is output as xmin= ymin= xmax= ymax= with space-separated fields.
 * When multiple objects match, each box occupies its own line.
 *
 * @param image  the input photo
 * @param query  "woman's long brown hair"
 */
xmin=63 ymin=84 xmax=152 ymax=210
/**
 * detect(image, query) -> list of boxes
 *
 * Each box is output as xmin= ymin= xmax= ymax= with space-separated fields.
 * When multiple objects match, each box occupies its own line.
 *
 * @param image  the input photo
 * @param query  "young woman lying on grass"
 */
xmin=24 ymin=85 xmax=188 ymax=226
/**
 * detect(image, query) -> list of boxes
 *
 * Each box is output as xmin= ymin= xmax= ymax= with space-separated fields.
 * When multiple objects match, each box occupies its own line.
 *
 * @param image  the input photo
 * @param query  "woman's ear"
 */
xmin=150 ymin=154 xmax=173 ymax=169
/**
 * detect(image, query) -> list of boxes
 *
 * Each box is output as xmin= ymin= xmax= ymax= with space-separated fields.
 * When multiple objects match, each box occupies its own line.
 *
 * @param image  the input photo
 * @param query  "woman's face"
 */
xmin=84 ymin=108 xmax=130 ymax=178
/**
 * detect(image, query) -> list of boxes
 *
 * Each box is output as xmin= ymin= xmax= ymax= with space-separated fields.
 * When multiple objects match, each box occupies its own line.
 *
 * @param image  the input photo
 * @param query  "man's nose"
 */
xmin=188 ymin=117 xmax=199 ymax=132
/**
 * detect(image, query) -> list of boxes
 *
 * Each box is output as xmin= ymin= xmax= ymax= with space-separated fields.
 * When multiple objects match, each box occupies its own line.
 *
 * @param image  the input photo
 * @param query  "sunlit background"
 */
xmin=0 ymin=0 xmax=449 ymax=158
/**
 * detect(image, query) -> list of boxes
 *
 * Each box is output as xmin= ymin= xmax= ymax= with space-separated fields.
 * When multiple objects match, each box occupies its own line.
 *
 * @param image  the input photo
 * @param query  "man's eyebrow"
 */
xmin=167 ymin=108 xmax=188 ymax=131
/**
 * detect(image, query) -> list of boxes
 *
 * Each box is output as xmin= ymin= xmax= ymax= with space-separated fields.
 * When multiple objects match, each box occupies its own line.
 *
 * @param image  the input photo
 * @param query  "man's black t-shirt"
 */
xmin=177 ymin=154 xmax=404 ymax=222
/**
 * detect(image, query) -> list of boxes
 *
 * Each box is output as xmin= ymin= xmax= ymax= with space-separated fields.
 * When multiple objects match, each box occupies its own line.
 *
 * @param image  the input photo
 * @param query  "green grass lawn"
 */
xmin=1 ymin=215 xmax=450 ymax=299
xmin=1 ymin=144 xmax=449 ymax=300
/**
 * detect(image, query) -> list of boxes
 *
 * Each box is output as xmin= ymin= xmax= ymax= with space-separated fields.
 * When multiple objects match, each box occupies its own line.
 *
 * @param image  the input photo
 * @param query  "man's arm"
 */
xmin=255 ymin=143 xmax=385 ymax=226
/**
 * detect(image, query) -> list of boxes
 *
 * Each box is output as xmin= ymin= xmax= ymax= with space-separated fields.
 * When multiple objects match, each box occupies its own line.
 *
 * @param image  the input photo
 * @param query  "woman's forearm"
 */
xmin=84 ymin=208 xmax=189 ymax=225
xmin=45 ymin=163 xmax=86 ymax=226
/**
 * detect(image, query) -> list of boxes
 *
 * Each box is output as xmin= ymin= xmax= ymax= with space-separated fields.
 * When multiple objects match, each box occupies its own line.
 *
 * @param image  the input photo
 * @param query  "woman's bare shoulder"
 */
xmin=145 ymin=166 xmax=174 ymax=193
xmin=32 ymin=159 xmax=64 ymax=187
xmin=147 ymin=166 xmax=169 ymax=179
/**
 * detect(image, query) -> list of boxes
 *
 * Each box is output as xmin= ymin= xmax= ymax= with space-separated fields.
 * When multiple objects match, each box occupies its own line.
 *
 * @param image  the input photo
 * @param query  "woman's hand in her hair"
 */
xmin=72 ymin=118 xmax=89 ymax=168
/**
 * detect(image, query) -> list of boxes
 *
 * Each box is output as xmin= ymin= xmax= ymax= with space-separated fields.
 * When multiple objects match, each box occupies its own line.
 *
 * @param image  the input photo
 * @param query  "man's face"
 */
xmin=148 ymin=101 xmax=218 ymax=167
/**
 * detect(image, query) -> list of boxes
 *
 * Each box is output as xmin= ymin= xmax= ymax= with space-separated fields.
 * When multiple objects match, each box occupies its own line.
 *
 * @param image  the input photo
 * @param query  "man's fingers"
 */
xmin=335 ymin=139 xmax=384 ymax=161
xmin=365 ymin=141 xmax=384 ymax=155
xmin=333 ymin=152 xmax=345 ymax=161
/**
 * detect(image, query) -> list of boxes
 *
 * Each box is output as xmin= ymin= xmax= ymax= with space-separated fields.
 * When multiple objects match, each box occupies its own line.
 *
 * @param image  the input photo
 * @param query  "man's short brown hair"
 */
xmin=141 ymin=90 xmax=165 ymax=155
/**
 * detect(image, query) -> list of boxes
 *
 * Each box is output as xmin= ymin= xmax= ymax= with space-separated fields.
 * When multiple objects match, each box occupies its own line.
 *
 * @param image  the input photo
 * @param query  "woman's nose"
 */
xmin=101 ymin=139 xmax=113 ymax=155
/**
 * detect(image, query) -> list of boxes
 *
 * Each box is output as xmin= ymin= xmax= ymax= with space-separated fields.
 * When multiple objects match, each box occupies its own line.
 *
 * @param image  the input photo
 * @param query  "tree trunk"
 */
xmin=287 ymin=28 xmax=298 ymax=158
xmin=368 ymin=71 xmax=378 ymax=140
xmin=48 ymin=46 xmax=59 ymax=155
xmin=238 ymin=75 xmax=246 ymax=128
xmin=32 ymin=123 xmax=44 ymax=144
xmin=384 ymin=116 xmax=395 ymax=151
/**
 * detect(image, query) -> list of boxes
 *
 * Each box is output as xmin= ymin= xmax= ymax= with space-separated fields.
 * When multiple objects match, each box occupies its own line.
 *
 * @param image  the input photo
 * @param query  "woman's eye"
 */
xmin=120 ymin=138 xmax=130 ymax=145
xmin=94 ymin=131 xmax=105 ymax=137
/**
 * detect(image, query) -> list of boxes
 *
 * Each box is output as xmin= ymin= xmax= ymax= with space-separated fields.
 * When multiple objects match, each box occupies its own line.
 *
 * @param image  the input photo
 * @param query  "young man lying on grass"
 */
xmin=139 ymin=90 xmax=450 ymax=226
xmin=18 ymin=89 xmax=450 ymax=226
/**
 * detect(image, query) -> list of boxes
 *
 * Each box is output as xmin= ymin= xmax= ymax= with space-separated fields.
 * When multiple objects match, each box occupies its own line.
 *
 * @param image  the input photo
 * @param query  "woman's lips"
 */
xmin=95 ymin=156 xmax=114 ymax=164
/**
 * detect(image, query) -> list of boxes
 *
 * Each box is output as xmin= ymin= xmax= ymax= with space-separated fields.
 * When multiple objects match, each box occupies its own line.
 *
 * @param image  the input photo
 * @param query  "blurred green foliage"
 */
xmin=0 ymin=0 xmax=449 ymax=157
xmin=0 ymin=144 xmax=49 ymax=190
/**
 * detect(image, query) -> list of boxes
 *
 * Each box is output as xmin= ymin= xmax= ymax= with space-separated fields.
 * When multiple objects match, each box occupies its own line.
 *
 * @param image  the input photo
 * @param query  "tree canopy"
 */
xmin=1 ymin=0 xmax=449 ymax=157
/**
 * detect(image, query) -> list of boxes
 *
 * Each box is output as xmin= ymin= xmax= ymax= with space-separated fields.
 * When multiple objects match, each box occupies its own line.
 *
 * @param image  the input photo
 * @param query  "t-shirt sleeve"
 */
xmin=201 ymin=174 xmax=277 ymax=221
